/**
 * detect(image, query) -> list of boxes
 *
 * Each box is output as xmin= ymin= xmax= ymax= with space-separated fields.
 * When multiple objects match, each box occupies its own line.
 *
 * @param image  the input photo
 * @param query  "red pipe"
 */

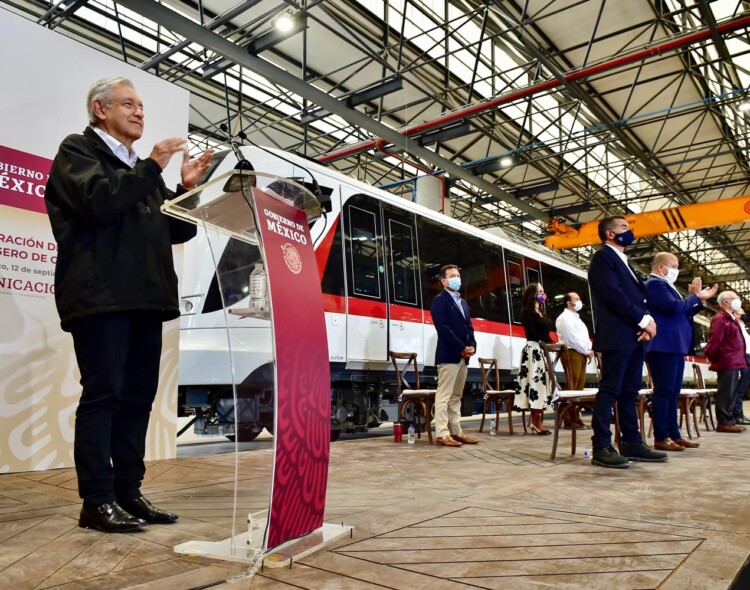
xmin=318 ymin=14 xmax=750 ymax=163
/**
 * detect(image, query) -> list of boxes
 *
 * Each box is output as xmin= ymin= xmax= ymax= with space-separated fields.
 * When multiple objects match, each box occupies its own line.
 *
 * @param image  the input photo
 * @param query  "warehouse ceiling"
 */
xmin=6 ymin=0 xmax=750 ymax=298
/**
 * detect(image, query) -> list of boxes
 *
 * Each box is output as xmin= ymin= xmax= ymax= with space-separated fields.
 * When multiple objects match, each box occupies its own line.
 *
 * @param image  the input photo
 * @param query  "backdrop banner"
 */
xmin=0 ymin=9 xmax=189 ymax=472
xmin=253 ymin=188 xmax=330 ymax=549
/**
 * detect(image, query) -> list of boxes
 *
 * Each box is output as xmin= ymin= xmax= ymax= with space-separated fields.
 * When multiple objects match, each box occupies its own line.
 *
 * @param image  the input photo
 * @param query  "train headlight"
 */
xmin=179 ymin=295 xmax=202 ymax=315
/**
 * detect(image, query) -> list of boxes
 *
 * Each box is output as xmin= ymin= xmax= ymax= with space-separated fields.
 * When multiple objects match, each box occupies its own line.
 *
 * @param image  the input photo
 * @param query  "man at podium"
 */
xmin=45 ymin=77 xmax=213 ymax=533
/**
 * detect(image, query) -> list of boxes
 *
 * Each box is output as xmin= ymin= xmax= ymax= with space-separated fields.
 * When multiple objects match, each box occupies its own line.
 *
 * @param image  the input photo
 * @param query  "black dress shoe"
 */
xmin=591 ymin=445 xmax=630 ymax=469
xmin=736 ymin=416 xmax=750 ymax=425
xmin=119 ymin=496 xmax=178 ymax=524
xmin=620 ymin=442 xmax=668 ymax=462
xmin=79 ymin=502 xmax=146 ymax=533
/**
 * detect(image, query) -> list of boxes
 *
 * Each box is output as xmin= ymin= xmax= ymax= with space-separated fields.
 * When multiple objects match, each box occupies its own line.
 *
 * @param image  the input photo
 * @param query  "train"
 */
xmin=175 ymin=145 xmax=716 ymax=441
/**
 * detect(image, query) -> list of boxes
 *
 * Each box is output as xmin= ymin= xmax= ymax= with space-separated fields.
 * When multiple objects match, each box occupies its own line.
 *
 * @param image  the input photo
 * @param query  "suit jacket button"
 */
xmin=643 ymin=299 xmax=647 ymax=303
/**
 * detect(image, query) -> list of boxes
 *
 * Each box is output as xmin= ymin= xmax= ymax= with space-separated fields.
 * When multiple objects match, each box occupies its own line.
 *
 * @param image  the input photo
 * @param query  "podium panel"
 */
xmin=164 ymin=170 xmax=350 ymax=563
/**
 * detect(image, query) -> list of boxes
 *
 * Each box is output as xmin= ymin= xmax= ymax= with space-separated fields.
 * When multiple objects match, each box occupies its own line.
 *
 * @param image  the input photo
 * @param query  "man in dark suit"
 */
xmin=588 ymin=216 xmax=668 ymax=468
xmin=645 ymin=252 xmax=716 ymax=451
xmin=431 ymin=264 xmax=478 ymax=447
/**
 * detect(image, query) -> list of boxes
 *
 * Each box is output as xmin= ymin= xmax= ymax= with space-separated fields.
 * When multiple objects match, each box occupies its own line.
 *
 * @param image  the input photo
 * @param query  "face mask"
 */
xmin=447 ymin=277 xmax=461 ymax=291
xmin=572 ymin=300 xmax=583 ymax=312
xmin=613 ymin=229 xmax=635 ymax=247
xmin=537 ymin=293 xmax=547 ymax=303
xmin=663 ymin=267 xmax=679 ymax=285
xmin=731 ymin=298 xmax=743 ymax=311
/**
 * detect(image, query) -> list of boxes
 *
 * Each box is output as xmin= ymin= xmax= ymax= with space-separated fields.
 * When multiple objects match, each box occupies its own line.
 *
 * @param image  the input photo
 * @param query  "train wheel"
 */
xmin=226 ymin=424 xmax=263 ymax=442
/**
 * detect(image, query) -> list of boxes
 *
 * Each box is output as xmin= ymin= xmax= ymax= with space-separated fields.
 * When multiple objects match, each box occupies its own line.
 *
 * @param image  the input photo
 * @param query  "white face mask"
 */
xmin=663 ymin=266 xmax=679 ymax=285
xmin=572 ymin=300 xmax=583 ymax=312
xmin=731 ymin=298 xmax=743 ymax=311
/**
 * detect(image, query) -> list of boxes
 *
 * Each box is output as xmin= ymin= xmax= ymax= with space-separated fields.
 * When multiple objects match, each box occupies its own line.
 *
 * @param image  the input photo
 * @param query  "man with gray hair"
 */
xmin=705 ymin=291 xmax=747 ymax=433
xmin=45 ymin=77 xmax=213 ymax=533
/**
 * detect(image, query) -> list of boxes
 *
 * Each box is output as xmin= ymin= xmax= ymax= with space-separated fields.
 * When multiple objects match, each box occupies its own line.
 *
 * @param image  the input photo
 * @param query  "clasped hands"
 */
xmin=149 ymin=138 xmax=214 ymax=190
xmin=461 ymin=346 xmax=476 ymax=359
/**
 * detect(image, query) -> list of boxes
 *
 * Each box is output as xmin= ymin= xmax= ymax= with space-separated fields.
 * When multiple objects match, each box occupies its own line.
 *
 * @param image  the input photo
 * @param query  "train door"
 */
xmin=382 ymin=205 xmax=423 ymax=355
xmin=342 ymin=192 xmax=388 ymax=362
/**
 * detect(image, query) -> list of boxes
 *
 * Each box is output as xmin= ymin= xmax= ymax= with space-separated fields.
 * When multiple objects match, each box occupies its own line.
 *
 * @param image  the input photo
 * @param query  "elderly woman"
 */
xmin=514 ymin=283 xmax=555 ymax=434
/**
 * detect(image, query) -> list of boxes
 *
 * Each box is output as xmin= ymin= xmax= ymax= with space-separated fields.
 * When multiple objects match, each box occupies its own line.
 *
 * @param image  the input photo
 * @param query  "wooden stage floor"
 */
xmin=2 ymin=418 xmax=750 ymax=589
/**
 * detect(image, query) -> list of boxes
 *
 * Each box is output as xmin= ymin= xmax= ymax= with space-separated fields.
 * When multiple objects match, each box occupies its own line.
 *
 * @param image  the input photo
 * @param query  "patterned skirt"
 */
xmin=514 ymin=341 xmax=552 ymax=411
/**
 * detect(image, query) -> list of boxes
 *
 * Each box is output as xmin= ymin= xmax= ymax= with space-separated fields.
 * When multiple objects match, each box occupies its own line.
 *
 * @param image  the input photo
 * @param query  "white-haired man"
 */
xmin=45 ymin=77 xmax=213 ymax=533
xmin=705 ymin=291 xmax=747 ymax=433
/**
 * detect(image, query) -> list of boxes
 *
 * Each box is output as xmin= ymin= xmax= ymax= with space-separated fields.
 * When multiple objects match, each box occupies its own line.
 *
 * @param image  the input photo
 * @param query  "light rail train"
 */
xmin=176 ymin=146 xmax=715 ymax=441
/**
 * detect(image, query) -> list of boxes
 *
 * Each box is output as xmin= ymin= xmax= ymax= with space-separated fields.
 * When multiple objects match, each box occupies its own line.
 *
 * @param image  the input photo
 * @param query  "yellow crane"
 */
xmin=545 ymin=194 xmax=750 ymax=250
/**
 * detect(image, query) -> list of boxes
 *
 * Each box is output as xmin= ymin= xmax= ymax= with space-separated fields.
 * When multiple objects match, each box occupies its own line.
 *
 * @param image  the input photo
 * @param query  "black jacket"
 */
xmin=45 ymin=127 xmax=196 ymax=331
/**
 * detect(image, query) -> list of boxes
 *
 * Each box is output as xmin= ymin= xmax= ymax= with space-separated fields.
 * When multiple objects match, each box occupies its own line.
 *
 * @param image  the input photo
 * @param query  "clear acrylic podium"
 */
xmin=162 ymin=168 xmax=351 ymax=569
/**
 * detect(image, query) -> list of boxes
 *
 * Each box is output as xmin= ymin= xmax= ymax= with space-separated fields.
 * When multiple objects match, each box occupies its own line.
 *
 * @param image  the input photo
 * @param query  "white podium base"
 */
xmin=174 ymin=511 xmax=352 ymax=569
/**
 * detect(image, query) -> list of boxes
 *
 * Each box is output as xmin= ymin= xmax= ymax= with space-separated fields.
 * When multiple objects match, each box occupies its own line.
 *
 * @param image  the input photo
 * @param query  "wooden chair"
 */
xmin=477 ymin=357 xmax=517 ymax=434
xmin=644 ymin=362 xmax=701 ymax=440
xmin=544 ymin=343 xmax=599 ymax=459
xmin=388 ymin=351 xmax=436 ymax=444
xmin=692 ymin=362 xmax=717 ymax=431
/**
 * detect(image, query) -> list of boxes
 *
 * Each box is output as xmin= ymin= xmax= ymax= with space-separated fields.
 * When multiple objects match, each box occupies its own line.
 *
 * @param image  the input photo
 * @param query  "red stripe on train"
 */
xmin=314 ymin=214 xmax=340 ymax=280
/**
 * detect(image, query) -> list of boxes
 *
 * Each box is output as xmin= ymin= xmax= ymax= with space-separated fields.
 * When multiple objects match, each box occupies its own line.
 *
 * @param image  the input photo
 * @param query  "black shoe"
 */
xmin=591 ymin=445 xmax=630 ymax=469
xmin=735 ymin=416 xmax=750 ymax=425
xmin=79 ymin=502 xmax=146 ymax=533
xmin=119 ymin=496 xmax=179 ymax=524
xmin=620 ymin=442 xmax=668 ymax=462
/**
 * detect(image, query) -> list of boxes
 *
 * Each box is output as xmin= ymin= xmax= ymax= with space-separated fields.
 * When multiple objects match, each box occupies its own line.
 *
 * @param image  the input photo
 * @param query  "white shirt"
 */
xmin=556 ymin=308 xmax=591 ymax=355
xmin=446 ymin=288 xmax=465 ymax=318
xmin=604 ymin=243 xmax=653 ymax=329
xmin=738 ymin=319 xmax=750 ymax=355
xmin=92 ymin=126 xmax=138 ymax=168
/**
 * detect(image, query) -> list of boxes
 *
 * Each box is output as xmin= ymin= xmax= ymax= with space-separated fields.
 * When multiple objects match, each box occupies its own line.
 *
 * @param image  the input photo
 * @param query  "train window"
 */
xmin=202 ymin=237 xmax=262 ymax=314
xmin=527 ymin=266 xmax=541 ymax=286
xmin=321 ymin=216 xmax=345 ymax=297
xmin=388 ymin=219 xmax=418 ymax=305
xmin=417 ymin=218 xmax=508 ymax=324
xmin=540 ymin=262 xmax=593 ymax=333
xmin=348 ymin=206 xmax=381 ymax=299
xmin=505 ymin=255 xmax=523 ymax=323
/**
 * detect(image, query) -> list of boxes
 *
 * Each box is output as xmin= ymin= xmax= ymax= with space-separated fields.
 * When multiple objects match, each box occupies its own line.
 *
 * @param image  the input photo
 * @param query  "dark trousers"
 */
xmin=716 ymin=369 xmax=740 ymax=426
xmin=70 ymin=312 xmax=163 ymax=505
xmin=733 ymin=355 xmax=750 ymax=418
xmin=592 ymin=347 xmax=644 ymax=449
xmin=646 ymin=352 xmax=684 ymax=442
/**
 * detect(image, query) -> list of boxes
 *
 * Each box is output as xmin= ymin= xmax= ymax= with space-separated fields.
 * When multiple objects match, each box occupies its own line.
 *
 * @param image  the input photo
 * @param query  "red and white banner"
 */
xmin=254 ymin=188 xmax=330 ymax=550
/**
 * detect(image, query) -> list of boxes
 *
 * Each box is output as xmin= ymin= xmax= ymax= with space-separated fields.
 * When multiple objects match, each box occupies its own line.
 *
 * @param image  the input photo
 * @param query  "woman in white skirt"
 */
xmin=514 ymin=283 xmax=556 ymax=434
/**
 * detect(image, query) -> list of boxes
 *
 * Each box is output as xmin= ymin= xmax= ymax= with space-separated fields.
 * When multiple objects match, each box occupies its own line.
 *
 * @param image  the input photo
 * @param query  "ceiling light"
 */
xmin=500 ymin=157 xmax=513 ymax=167
xmin=274 ymin=13 xmax=294 ymax=32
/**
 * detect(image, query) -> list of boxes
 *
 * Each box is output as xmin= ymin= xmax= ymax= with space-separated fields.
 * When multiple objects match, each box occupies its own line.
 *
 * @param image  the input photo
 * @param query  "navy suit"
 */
xmin=644 ymin=276 xmax=703 ymax=441
xmin=431 ymin=290 xmax=476 ymax=365
xmin=431 ymin=289 xmax=476 ymax=438
xmin=588 ymin=245 xmax=650 ymax=448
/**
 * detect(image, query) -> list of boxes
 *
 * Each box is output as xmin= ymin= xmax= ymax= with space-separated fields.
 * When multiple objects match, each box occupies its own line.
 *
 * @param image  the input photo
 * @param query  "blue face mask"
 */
xmin=613 ymin=229 xmax=635 ymax=247
xmin=447 ymin=277 xmax=461 ymax=291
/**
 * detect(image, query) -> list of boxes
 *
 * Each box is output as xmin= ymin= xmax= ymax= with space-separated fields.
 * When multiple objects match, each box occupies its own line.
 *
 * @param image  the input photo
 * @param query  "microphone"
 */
xmin=219 ymin=123 xmax=246 ymax=167
xmin=234 ymin=129 xmax=322 ymax=202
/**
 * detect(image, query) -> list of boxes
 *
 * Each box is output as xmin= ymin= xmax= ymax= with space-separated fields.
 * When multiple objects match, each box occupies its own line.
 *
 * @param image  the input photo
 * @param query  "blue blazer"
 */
xmin=644 ymin=276 xmax=703 ymax=355
xmin=431 ymin=289 xmax=476 ymax=365
xmin=588 ymin=245 xmax=649 ymax=352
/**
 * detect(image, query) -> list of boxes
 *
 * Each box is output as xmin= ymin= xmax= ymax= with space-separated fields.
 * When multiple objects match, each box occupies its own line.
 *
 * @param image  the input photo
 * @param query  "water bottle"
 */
xmin=583 ymin=449 xmax=593 ymax=460
xmin=407 ymin=424 xmax=415 ymax=444
xmin=249 ymin=263 xmax=267 ymax=309
xmin=490 ymin=419 xmax=497 ymax=436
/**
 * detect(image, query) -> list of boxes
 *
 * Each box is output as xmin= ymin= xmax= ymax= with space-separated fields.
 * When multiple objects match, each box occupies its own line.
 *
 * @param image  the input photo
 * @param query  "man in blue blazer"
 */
xmin=645 ymin=253 xmax=716 ymax=451
xmin=588 ymin=217 xmax=668 ymax=468
xmin=431 ymin=264 xmax=478 ymax=447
